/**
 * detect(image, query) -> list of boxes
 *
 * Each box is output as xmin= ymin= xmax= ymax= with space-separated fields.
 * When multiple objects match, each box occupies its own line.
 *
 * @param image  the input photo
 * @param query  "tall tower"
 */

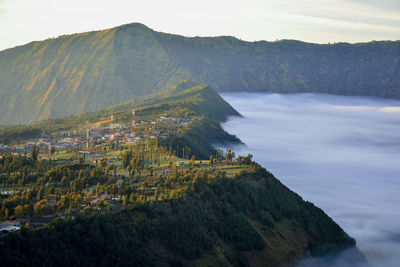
xmin=110 ymin=112 xmax=114 ymax=141
xmin=131 ymin=103 xmax=136 ymax=143
xmin=86 ymin=128 xmax=90 ymax=149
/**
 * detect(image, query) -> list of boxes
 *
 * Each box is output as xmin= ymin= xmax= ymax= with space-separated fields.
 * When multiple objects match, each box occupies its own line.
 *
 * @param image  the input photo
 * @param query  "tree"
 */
xmin=100 ymin=158 xmax=107 ymax=168
xmin=30 ymin=146 xmax=39 ymax=161
xmin=122 ymin=195 xmax=128 ymax=207
xmin=96 ymin=182 xmax=101 ymax=196
xmin=0 ymin=206 xmax=9 ymax=220
xmin=37 ymin=187 xmax=43 ymax=200
xmin=154 ymin=187 xmax=160 ymax=201
xmin=215 ymin=149 xmax=224 ymax=162
xmin=14 ymin=205 xmax=24 ymax=219
xmin=98 ymin=199 xmax=109 ymax=212
xmin=129 ymin=193 xmax=135 ymax=203
xmin=43 ymin=146 xmax=49 ymax=155
xmin=34 ymin=199 xmax=51 ymax=215
xmin=226 ymin=150 xmax=235 ymax=163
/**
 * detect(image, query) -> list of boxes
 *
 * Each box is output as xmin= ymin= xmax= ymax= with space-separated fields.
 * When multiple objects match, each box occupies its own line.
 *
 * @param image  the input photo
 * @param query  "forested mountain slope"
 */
xmin=0 ymin=80 xmax=366 ymax=266
xmin=1 ymin=22 xmax=398 ymax=124
xmin=0 ymin=163 xmax=365 ymax=267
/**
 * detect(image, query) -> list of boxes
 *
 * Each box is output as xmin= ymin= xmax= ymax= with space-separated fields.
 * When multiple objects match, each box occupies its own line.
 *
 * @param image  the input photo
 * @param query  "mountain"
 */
xmin=0 ymin=81 xmax=240 ymax=147
xmin=1 ymin=22 xmax=399 ymax=124
xmin=0 ymin=81 xmax=242 ymax=160
xmin=0 ymin=80 xmax=366 ymax=266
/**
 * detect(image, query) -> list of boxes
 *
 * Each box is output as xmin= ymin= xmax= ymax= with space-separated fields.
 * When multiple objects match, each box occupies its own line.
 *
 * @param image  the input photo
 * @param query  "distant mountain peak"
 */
xmin=114 ymin=22 xmax=153 ymax=31
xmin=0 ymin=23 xmax=399 ymax=125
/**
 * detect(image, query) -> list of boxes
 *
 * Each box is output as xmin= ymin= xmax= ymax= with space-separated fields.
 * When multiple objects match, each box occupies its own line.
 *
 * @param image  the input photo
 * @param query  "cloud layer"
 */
xmin=221 ymin=92 xmax=400 ymax=266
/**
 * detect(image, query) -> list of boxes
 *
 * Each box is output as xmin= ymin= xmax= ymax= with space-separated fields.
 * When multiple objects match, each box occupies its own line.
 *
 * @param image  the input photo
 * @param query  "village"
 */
xmin=0 ymin=104 xmax=199 ymax=162
xmin=0 ymin=105 xmax=247 ymax=235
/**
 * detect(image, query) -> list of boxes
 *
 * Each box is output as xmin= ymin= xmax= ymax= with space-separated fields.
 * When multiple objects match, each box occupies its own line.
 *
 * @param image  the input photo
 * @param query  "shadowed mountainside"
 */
xmin=0 ymin=164 xmax=366 ymax=267
xmin=0 ymin=22 xmax=399 ymax=124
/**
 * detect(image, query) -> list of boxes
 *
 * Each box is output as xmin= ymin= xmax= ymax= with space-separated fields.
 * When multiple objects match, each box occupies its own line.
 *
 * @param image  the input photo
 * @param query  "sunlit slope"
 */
xmin=0 ymin=24 xmax=188 ymax=124
xmin=0 ymin=81 xmax=240 ymax=145
xmin=1 ymin=22 xmax=399 ymax=124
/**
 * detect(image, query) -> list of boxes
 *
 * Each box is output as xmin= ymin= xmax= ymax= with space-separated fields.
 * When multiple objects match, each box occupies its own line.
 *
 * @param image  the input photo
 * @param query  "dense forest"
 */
xmin=0 ymin=23 xmax=399 ymax=124
xmin=0 ymin=162 xmax=363 ymax=266
xmin=161 ymin=118 xmax=241 ymax=160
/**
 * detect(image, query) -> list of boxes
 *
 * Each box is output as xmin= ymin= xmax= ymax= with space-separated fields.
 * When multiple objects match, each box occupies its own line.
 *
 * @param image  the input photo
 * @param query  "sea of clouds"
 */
xmin=220 ymin=92 xmax=400 ymax=267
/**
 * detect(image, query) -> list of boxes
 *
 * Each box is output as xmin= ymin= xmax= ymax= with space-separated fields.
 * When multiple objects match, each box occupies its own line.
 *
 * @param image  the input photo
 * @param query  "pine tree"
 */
xmin=129 ymin=193 xmax=135 ymax=203
xmin=154 ymin=187 xmax=160 ymax=200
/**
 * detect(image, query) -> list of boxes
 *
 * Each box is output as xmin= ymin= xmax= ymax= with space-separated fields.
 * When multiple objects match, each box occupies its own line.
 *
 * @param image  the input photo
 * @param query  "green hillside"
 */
xmin=0 ymin=23 xmax=399 ymax=124
xmin=0 ymin=81 xmax=241 ymax=160
xmin=0 ymin=162 xmax=364 ymax=267
xmin=0 ymin=81 xmax=240 ymax=146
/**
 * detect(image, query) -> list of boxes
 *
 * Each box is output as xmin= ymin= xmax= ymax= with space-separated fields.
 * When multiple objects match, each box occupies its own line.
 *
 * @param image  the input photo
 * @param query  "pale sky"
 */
xmin=0 ymin=0 xmax=399 ymax=51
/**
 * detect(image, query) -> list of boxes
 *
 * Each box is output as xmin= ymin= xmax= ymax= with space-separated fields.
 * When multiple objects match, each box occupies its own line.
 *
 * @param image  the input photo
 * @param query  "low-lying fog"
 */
xmin=220 ymin=92 xmax=400 ymax=267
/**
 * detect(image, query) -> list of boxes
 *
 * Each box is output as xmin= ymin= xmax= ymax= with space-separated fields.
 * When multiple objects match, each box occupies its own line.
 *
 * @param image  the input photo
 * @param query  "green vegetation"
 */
xmin=161 ymin=118 xmax=240 ymax=159
xmin=0 ymin=22 xmax=399 ymax=124
xmin=0 ymin=81 xmax=241 ymax=221
xmin=0 ymin=80 xmax=363 ymax=265
xmin=0 ymin=162 xmax=357 ymax=267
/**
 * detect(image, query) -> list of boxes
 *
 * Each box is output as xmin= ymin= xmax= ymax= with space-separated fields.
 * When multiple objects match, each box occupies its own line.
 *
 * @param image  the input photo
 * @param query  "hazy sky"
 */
xmin=0 ymin=0 xmax=399 ymax=51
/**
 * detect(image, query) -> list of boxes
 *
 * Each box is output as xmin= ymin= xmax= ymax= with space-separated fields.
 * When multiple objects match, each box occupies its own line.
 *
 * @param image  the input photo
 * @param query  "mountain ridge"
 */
xmin=1 ymin=22 xmax=399 ymax=124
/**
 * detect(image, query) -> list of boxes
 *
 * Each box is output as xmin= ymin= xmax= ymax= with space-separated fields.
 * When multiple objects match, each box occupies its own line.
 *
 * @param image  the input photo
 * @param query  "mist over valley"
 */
xmin=221 ymin=92 xmax=400 ymax=266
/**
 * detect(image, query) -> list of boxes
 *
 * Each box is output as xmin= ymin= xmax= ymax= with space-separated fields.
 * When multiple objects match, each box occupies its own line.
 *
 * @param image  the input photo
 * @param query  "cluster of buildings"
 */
xmin=0 ymin=220 xmax=21 ymax=234
xmin=1 ymin=106 xmax=200 ymax=157
xmin=157 ymin=116 xmax=197 ymax=126
xmin=0 ymin=144 xmax=10 ymax=152
xmin=13 ymin=139 xmax=54 ymax=154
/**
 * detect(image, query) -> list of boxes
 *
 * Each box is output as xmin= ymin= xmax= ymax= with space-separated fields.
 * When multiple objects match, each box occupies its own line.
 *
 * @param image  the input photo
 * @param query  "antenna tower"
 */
xmin=110 ymin=112 xmax=114 ymax=141
xmin=86 ymin=128 xmax=90 ymax=149
xmin=131 ymin=102 xmax=136 ymax=143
